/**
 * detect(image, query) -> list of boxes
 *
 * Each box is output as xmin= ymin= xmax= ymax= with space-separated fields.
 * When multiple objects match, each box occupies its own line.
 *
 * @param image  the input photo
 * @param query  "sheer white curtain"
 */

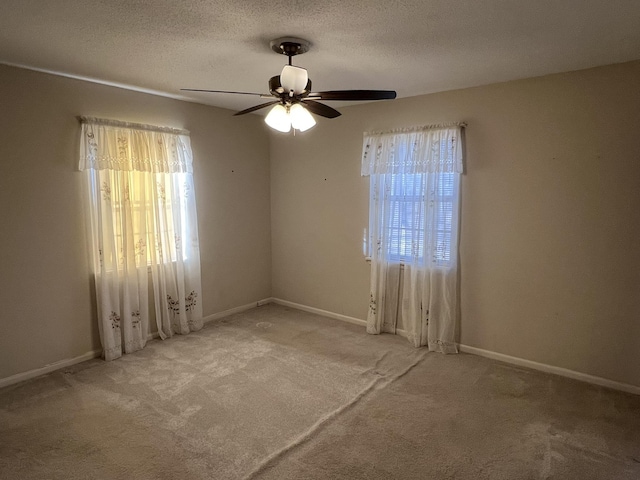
xmin=79 ymin=117 xmax=203 ymax=361
xmin=362 ymin=124 xmax=464 ymax=352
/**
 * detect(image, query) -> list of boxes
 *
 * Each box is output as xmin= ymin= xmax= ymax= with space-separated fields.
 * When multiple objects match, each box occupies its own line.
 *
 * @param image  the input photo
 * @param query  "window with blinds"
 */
xmin=370 ymin=171 xmax=455 ymax=265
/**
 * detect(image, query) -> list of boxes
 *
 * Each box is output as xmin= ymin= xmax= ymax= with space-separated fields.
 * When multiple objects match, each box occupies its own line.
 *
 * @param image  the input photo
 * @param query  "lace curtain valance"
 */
xmin=361 ymin=123 xmax=465 ymax=176
xmin=79 ymin=117 xmax=193 ymax=173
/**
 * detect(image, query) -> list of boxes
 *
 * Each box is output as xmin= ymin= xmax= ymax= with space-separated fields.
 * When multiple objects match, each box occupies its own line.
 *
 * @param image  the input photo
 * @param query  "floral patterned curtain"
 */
xmin=79 ymin=117 xmax=203 ymax=361
xmin=362 ymin=124 xmax=464 ymax=352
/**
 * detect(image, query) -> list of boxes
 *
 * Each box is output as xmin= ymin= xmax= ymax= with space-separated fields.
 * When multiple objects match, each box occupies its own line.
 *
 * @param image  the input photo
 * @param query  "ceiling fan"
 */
xmin=181 ymin=37 xmax=397 ymax=133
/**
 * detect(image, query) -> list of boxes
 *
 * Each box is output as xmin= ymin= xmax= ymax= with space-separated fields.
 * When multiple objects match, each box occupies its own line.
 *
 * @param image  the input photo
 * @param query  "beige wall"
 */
xmin=0 ymin=64 xmax=272 ymax=380
xmin=2 ymin=60 xmax=639 ymax=389
xmin=270 ymin=61 xmax=640 ymax=388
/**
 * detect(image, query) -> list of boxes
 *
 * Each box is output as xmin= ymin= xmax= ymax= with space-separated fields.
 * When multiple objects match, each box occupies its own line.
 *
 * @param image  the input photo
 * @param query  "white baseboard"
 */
xmin=458 ymin=344 xmax=640 ymax=396
xmin=202 ymin=298 xmax=274 ymax=324
xmin=271 ymin=298 xmax=640 ymax=396
xmin=0 ymin=349 xmax=102 ymax=389
xmin=0 ymin=298 xmax=274 ymax=390
xmin=257 ymin=297 xmax=273 ymax=307
xmin=270 ymin=298 xmax=416 ymax=338
xmin=271 ymin=297 xmax=367 ymax=328
xmin=4 ymin=299 xmax=637 ymax=396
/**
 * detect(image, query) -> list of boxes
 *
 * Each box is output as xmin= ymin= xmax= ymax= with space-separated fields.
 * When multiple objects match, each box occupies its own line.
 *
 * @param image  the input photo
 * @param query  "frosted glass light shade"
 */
xmin=289 ymin=103 xmax=316 ymax=132
xmin=264 ymin=105 xmax=291 ymax=132
xmin=281 ymin=65 xmax=308 ymax=94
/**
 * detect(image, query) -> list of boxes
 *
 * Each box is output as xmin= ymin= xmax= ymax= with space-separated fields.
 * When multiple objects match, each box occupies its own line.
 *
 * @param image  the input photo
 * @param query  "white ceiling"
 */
xmin=1 ymin=0 xmax=639 ymax=114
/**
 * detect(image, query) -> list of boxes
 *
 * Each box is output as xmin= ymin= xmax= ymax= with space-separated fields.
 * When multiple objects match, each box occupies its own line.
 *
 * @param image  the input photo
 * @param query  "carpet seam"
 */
xmin=359 ymin=350 xmax=390 ymax=377
xmin=243 ymin=352 xmax=427 ymax=479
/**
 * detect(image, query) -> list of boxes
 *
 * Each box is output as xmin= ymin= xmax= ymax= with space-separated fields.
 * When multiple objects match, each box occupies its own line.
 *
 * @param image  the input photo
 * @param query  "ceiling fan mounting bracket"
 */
xmin=270 ymin=37 xmax=310 ymax=58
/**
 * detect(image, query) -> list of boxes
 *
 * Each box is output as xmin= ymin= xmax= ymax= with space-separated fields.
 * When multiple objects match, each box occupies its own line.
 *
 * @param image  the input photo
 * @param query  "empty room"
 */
xmin=1 ymin=1 xmax=639 ymax=479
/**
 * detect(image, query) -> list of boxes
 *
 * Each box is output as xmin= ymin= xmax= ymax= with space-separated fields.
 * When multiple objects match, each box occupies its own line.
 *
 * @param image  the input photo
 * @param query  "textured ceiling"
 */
xmin=1 ymin=0 xmax=640 ymax=114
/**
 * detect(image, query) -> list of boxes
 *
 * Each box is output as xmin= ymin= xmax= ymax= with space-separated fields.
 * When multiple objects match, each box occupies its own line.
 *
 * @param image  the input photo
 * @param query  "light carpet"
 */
xmin=1 ymin=304 xmax=639 ymax=479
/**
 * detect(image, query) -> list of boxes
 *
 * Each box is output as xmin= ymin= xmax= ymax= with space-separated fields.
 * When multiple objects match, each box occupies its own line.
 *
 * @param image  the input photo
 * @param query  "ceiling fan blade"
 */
xmin=301 ymin=100 xmax=341 ymax=119
xmin=307 ymin=90 xmax=397 ymax=101
xmin=233 ymin=101 xmax=281 ymax=116
xmin=181 ymin=88 xmax=266 ymax=96
xmin=281 ymin=65 xmax=308 ymax=95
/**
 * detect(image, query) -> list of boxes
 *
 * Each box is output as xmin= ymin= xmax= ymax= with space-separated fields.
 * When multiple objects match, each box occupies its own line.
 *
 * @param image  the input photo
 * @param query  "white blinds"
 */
xmin=380 ymin=171 xmax=456 ymax=265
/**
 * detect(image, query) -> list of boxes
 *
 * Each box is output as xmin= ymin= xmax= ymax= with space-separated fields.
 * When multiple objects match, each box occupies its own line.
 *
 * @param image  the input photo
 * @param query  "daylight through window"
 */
xmin=380 ymin=171 xmax=456 ymax=264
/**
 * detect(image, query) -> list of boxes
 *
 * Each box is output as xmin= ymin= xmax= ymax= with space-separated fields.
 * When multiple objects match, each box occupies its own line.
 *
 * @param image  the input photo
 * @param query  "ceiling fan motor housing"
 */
xmin=270 ymin=37 xmax=311 ymax=57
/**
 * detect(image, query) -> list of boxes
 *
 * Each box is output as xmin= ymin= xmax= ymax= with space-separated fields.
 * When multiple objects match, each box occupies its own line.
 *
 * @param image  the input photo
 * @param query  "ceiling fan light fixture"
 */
xmin=264 ymin=104 xmax=291 ymax=132
xmin=183 ymin=37 xmax=396 ymax=131
xmin=289 ymin=103 xmax=316 ymax=132
xmin=281 ymin=65 xmax=308 ymax=95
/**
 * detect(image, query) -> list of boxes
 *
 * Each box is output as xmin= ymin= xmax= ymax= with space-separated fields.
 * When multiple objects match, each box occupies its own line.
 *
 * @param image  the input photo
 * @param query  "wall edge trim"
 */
xmin=271 ymin=298 xmax=640 ymax=395
xmin=0 ymin=298 xmax=274 ymax=389
xmin=270 ymin=298 xmax=367 ymax=327
xmin=5 ymin=299 xmax=636 ymax=395
xmin=202 ymin=298 xmax=274 ymax=324
xmin=0 ymin=349 xmax=102 ymax=389
xmin=458 ymin=344 xmax=640 ymax=396
xmin=0 ymin=61 xmax=207 ymax=107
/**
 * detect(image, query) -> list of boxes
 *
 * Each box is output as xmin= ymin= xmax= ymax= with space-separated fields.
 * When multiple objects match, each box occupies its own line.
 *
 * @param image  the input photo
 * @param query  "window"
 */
xmin=362 ymin=126 xmax=463 ymax=268
xmin=80 ymin=117 xmax=204 ymax=360
xmin=375 ymin=171 xmax=455 ymax=264
xmin=88 ymin=169 xmax=190 ymax=267
xmin=362 ymin=125 xmax=463 ymax=351
xmin=368 ymin=171 xmax=457 ymax=266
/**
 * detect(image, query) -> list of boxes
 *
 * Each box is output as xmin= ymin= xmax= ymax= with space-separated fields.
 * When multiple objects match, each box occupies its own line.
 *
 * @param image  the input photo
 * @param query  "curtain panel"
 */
xmin=362 ymin=124 xmax=464 ymax=353
xmin=79 ymin=118 xmax=203 ymax=361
